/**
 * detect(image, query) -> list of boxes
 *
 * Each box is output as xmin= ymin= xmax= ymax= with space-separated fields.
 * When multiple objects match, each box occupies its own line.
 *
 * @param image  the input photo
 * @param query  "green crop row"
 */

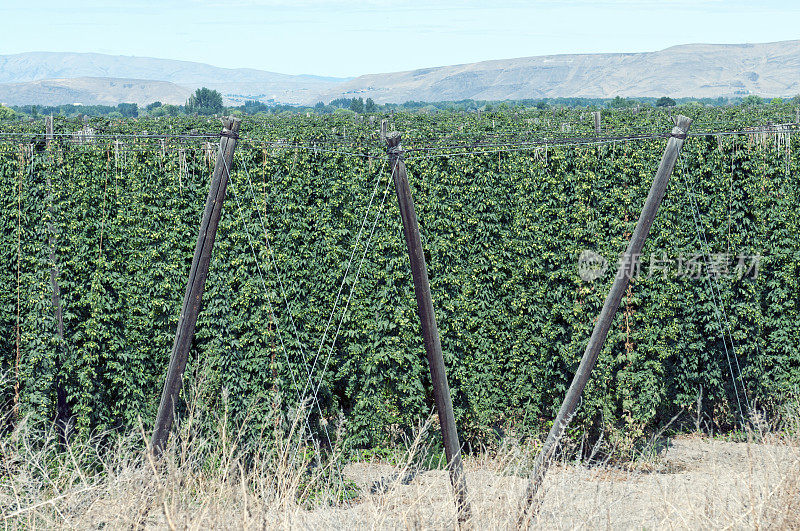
xmin=1 ymin=109 xmax=799 ymax=453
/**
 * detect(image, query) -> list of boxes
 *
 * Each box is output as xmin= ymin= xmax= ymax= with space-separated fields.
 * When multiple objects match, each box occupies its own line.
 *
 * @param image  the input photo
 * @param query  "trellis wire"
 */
xmin=678 ymin=152 xmax=751 ymax=423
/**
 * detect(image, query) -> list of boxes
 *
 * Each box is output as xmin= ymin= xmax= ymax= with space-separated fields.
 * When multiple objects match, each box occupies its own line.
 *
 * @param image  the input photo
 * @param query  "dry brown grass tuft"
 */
xmin=2 ymin=405 xmax=800 ymax=529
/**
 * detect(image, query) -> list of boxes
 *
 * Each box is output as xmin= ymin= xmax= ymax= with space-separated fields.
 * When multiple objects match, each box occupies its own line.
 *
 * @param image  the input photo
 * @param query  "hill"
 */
xmin=2 ymin=41 xmax=799 ymax=106
xmin=0 ymin=52 xmax=346 ymax=105
xmin=320 ymin=40 xmax=800 ymax=103
xmin=0 ymin=77 xmax=191 ymax=106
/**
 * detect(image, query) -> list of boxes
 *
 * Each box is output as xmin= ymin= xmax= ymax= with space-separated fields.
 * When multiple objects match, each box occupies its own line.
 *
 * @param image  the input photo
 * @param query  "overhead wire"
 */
xmin=235 ymin=151 xmax=387 ymax=453
xmin=221 ymin=154 xmax=318 ymax=443
xmin=300 ymin=155 xmax=395 ymax=442
xmin=226 ymin=146 xmax=391 ymax=480
xmin=1 ymin=122 xmax=796 ymax=161
xmin=678 ymin=151 xmax=751 ymax=423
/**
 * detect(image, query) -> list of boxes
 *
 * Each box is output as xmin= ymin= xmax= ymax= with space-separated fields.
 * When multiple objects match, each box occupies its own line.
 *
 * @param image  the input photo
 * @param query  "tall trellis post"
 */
xmin=386 ymin=132 xmax=472 ymax=524
xmin=518 ymin=115 xmax=693 ymax=526
xmin=151 ymin=117 xmax=241 ymax=455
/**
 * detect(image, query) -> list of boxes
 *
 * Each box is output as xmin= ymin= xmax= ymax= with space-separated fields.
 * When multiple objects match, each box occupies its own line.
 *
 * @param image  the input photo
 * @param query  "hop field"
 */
xmin=1 ymin=104 xmax=799 ymax=526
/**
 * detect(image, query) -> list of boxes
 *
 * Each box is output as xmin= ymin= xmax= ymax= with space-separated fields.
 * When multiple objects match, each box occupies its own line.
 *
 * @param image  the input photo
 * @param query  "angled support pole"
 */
xmin=518 ymin=115 xmax=693 ymax=526
xmin=386 ymin=132 xmax=472 ymax=525
xmin=151 ymin=117 xmax=241 ymax=455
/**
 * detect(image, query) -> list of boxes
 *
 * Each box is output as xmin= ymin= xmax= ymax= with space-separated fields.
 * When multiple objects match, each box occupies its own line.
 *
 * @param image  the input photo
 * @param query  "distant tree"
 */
xmin=14 ymin=105 xmax=38 ymax=118
xmin=608 ymin=96 xmax=637 ymax=109
xmin=152 ymin=104 xmax=181 ymax=117
xmin=329 ymin=98 xmax=350 ymax=109
xmin=146 ymin=101 xmax=163 ymax=111
xmin=364 ymin=98 xmax=376 ymax=113
xmin=0 ymin=105 xmax=17 ymax=120
xmin=656 ymin=96 xmax=676 ymax=107
xmin=315 ymin=101 xmax=325 ymax=110
xmin=535 ymin=100 xmax=549 ymax=110
xmin=242 ymin=100 xmax=269 ymax=114
xmin=186 ymin=87 xmax=224 ymax=115
xmin=117 ymin=103 xmax=139 ymax=117
xmin=742 ymin=95 xmax=764 ymax=106
xmin=793 ymin=94 xmax=800 ymax=105
xmin=349 ymin=97 xmax=364 ymax=113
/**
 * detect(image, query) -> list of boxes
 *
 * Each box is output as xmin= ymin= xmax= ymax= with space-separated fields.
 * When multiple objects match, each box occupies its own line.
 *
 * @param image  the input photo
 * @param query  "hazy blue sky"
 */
xmin=3 ymin=1 xmax=799 ymax=77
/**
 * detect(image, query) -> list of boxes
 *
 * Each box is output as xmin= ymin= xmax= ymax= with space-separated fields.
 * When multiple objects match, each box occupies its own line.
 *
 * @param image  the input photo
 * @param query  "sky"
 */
xmin=2 ymin=0 xmax=799 ymax=78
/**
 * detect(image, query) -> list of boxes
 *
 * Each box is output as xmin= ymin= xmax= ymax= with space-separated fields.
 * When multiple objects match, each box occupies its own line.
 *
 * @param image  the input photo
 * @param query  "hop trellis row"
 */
xmin=1 ymin=109 xmax=798 ymax=464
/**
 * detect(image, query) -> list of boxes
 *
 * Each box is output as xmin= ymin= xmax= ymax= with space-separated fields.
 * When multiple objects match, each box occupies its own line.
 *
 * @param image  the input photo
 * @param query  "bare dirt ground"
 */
xmin=307 ymin=436 xmax=800 ymax=529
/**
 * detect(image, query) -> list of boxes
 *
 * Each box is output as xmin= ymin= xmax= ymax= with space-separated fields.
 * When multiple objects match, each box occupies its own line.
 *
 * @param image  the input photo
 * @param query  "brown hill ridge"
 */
xmin=0 ymin=77 xmax=191 ymax=106
xmin=319 ymin=40 xmax=800 ymax=103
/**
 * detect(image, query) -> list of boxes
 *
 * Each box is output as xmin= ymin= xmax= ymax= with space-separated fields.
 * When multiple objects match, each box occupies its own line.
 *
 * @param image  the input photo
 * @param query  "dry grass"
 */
xmin=2 ymin=405 xmax=800 ymax=529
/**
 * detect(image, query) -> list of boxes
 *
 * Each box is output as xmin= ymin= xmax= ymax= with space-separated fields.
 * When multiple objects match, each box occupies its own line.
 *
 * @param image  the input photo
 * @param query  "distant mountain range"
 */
xmin=326 ymin=40 xmax=800 ymax=103
xmin=0 ymin=52 xmax=346 ymax=106
xmin=1 ymin=41 xmax=799 ymax=107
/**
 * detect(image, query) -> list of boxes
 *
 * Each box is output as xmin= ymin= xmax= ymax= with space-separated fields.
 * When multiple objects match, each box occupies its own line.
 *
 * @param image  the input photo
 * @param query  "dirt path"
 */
xmin=306 ymin=436 xmax=800 ymax=529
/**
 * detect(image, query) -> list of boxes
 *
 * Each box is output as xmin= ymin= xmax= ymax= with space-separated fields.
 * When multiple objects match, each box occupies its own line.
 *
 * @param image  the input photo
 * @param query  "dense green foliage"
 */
xmin=1 ymin=105 xmax=799 ymax=453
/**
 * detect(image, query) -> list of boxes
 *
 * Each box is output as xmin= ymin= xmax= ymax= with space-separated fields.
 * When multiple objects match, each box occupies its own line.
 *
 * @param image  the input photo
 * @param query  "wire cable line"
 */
xmin=678 ymin=152 xmax=752 ymax=423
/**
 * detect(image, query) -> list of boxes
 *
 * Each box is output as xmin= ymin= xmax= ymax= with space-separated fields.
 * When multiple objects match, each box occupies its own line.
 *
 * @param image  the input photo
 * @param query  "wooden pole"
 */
xmin=386 ymin=132 xmax=472 ymax=524
xmin=380 ymin=119 xmax=388 ymax=142
xmin=151 ymin=117 xmax=241 ymax=455
xmin=518 ymin=115 xmax=693 ymax=525
xmin=45 ymin=115 xmax=53 ymax=149
xmin=593 ymin=111 xmax=602 ymax=135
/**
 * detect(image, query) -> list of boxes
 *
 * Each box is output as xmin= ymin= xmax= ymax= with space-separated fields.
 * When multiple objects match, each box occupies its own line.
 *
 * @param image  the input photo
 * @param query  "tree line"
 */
xmin=3 ymin=87 xmax=799 ymax=120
